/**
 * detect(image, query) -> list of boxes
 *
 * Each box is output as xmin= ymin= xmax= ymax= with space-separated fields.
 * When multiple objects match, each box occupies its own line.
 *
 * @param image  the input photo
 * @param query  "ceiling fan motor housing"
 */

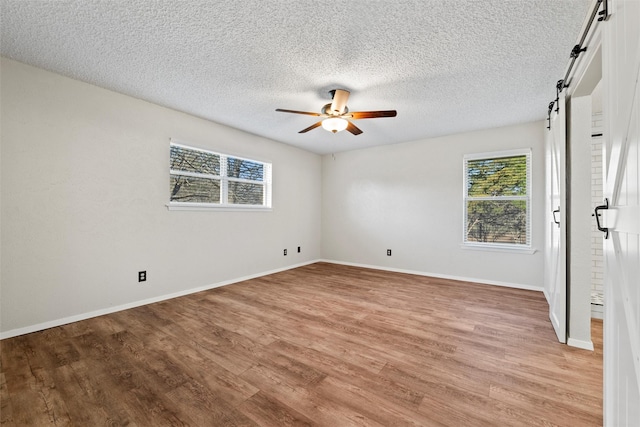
xmin=321 ymin=103 xmax=348 ymax=116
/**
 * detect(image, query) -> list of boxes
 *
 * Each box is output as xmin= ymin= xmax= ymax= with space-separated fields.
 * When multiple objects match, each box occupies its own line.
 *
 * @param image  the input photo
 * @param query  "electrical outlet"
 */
xmin=387 ymin=249 xmax=392 ymax=256
xmin=284 ymin=249 xmax=287 ymax=256
xmin=138 ymin=271 xmax=146 ymax=282
xmin=297 ymin=246 xmax=301 ymax=253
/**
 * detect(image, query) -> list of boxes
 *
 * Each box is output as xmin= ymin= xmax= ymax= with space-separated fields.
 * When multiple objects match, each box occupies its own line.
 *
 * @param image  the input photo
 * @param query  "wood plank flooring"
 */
xmin=0 ymin=262 xmax=603 ymax=426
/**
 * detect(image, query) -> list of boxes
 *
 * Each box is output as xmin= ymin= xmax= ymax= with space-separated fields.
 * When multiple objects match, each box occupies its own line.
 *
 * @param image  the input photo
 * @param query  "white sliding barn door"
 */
xmin=544 ymin=92 xmax=567 ymax=343
xmin=602 ymin=0 xmax=640 ymax=425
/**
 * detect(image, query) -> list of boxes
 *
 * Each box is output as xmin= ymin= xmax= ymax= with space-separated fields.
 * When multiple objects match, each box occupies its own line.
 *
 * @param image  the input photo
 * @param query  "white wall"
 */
xmin=0 ymin=58 xmax=322 ymax=336
xmin=321 ymin=121 xmax=546 ymax=289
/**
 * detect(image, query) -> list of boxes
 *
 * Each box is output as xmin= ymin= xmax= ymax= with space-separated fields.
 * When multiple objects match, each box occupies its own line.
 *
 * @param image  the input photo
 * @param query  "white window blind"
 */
xmin=463 ymin=149 xmax=531 ymax=248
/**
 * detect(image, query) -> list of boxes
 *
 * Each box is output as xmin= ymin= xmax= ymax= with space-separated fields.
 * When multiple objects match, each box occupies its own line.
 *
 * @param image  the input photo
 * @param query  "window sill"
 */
xmin=461 ymin=243 xmax=537 ymax=255
xmin=166 ymin=203 xmax=272 ymax=212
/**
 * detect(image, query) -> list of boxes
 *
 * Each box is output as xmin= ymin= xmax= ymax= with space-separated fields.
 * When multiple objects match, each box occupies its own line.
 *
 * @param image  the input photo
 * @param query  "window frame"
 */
xmin=462 ymin=148 xmax=534 ymax=253
xmin=167 ymin=141 xmax=272 ymax=211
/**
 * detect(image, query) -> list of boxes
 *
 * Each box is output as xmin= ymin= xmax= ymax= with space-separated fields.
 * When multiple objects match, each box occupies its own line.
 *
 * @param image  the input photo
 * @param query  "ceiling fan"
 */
xmin=276 ymin=89 xmax=397 ymax=135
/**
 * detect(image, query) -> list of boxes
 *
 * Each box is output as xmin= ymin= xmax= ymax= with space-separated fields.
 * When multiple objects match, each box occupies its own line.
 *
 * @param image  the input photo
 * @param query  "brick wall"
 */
xmin=591 ymin=112 xmax=604 ymax=318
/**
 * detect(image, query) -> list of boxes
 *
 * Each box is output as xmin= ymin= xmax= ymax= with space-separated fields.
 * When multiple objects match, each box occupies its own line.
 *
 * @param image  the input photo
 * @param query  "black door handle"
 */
xmin=592 ymin=198 xmax=609 ymax=239
xmin=552 ymin=208 xmax=560 ymax=227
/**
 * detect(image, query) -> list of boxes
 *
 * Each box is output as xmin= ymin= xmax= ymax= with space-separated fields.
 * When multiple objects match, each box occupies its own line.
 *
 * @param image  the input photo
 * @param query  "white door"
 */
xmin=602 ymin=0 xmax=640 ymax=425
xmin=544 ymin=92 xmax=567 ymax=343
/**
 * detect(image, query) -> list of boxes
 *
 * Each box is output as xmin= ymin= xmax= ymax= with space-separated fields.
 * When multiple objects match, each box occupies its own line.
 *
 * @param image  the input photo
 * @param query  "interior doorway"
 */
xmin=567 ymin=42 xmax=602 ymax=350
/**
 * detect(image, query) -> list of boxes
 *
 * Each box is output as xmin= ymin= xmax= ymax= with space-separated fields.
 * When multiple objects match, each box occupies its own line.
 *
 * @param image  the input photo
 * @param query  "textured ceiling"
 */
xmin=0 ymin=0 xmax=591 ymax=154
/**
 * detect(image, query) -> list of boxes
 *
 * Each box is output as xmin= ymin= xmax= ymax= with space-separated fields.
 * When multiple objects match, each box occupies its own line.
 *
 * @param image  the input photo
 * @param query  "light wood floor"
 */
xmin=1 ymin=262 xmax=602 ymax=426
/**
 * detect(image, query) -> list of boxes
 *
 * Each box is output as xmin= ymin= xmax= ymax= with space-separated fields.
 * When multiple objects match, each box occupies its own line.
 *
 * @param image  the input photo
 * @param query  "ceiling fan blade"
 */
xmin=299 ymin=121 xmax=323 ymax=133
xmin=346 ymin=121 xmax=363 ymax=135
xmin=330 ymin=89 xmax=350 ymax=115
xmin=349 ymin=110 xmax=397 ymax=119
xmin=276 ymin=108 xmax=322 ymax=116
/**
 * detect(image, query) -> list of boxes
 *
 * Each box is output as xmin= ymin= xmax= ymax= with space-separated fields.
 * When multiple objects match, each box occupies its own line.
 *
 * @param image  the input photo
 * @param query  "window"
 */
xmin=463 ymin=149 xmax=531 ymax=249
xmin=168 ymin=142 xmax=271 ymax=210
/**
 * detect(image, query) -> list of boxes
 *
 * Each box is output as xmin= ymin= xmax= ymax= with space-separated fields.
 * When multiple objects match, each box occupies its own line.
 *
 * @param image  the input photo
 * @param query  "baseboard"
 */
xmin=319 ymin=259 xmax=544 ymax=292
xmin=591 ymin=303 xmax=604 ymax=319
xmin=0 ymin=259 xmax=322 ymax=340
xmin=567 ymin=337 xmax=595 ymax=351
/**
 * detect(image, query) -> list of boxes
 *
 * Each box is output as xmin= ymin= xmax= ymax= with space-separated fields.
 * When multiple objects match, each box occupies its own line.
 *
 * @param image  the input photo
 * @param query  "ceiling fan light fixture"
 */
xmin=322 ymin=117 xmax=349 ymax=133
